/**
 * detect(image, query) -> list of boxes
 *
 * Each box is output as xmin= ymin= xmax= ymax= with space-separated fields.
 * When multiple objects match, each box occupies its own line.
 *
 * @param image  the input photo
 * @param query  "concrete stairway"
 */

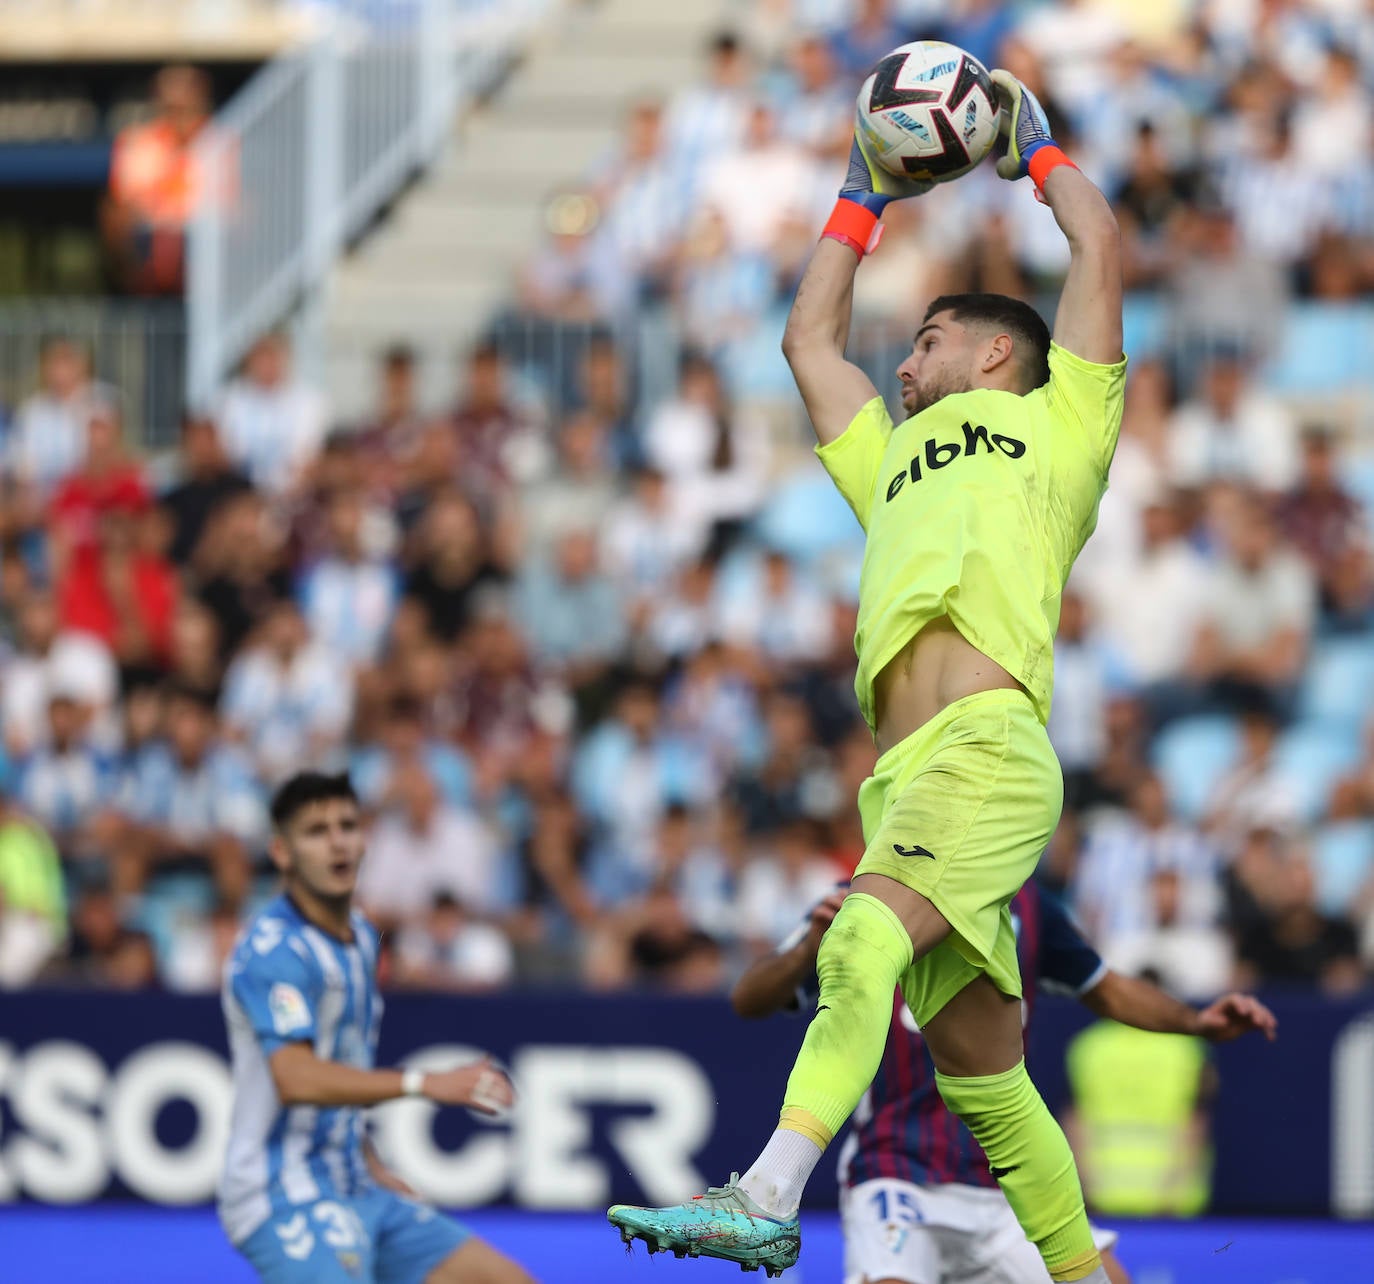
xmin=322 ymin=0 xmax=731 ymax=415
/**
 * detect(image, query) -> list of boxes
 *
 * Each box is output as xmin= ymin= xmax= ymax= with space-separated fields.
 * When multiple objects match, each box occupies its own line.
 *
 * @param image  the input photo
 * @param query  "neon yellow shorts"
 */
xmin=854 ymin=688 xmax=1064 ymax=1027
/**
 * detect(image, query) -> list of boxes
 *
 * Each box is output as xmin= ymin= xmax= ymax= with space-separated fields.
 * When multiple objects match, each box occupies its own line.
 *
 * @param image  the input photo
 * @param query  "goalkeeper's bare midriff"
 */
xmin=872 ymin=615 xmax=1024 ymax=756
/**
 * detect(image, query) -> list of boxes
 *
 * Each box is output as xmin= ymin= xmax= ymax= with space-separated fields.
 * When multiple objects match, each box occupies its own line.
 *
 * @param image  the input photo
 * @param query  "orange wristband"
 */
xmin=1028 ymin=145 xmax=1078 ymax=195
xmin=822 ymin=198 xmax=884 ymax=258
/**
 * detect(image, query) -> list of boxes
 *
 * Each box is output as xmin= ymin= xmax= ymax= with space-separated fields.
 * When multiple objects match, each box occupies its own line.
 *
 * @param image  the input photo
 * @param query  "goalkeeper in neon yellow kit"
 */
xmin=609 ymin=71 xmax=1125 ymax=1284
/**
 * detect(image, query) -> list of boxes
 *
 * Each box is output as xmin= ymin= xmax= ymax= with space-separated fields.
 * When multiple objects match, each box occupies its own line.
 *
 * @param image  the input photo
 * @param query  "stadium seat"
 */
xmin=1273 ymin=721 xmax=1365 ymax=822
xmin=1150 ymin=715 xmax=1240 ymax=822
xmin=1121 ymin=292 xmax=1168 ymax=361
xmin=752 ymin=469 xmax=864 ymax=565
xmin=1297 ymin=637 xmax=1374 ymax=733
xmin=1310 ymin=821 xmax=1374 ymax=918
xmin=136 ymin=873 xmax=217 ymax=967
xmin=1267 ymin=302 xmax=1374 ymax=393
xmin=1345 ymin=453 xmax=1374 ymax=520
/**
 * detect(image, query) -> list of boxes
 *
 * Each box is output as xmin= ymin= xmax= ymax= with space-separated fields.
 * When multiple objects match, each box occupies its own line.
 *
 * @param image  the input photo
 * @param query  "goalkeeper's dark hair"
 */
xmin=270 ymin=771 xmax=358 ymax=830
xmin=923 ymin=293 xmax=1052 ymax=392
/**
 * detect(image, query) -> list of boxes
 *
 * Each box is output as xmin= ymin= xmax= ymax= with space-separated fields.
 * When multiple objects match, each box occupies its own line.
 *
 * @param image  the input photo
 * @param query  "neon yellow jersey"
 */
xmin=816 ymin=342 xmax=1127 ymax=730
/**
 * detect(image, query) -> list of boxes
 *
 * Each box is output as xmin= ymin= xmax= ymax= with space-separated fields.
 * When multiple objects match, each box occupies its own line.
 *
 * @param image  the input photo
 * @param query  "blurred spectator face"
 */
xmin=582 ymin=339 xmax=625 ymax=410
xmin=166 ymin=692 xmax=215 ymax=765
xmin=763 ymin=550 xmax=793 ymax=596
xmin=558 ymin=412 xmax=607 ymax=475
xmin=180 ymin=416 xmax=224 ymax=473
xmin=316 ymin=435 xmax=363 ymax=494
xmin=625 ymin=101 xmax=664 ymax=162
xmin=1298 ymin=429 xmax=1337 ymax=491
xmin=1272 ymin=852 xmax=1317 ymax=914
xmin=47 ymin=693 xmax=82 ymax=747
xmin=124 ymin=683 xmax=163 ymax=748
xmin=154 ymin=65 xmax=210 ymax=144
xmin=633 ymin=467 xmax=667 ymax=511
xmin=85 ymin=405 xmax=124 ymax=468
xmin=73 ymin=887 xmax=121 ymax=954
xmin=381 ymin=699 xmax=426 ymax=758
xmin=743 ymin=102 xmax=778 ymax=150
xmin=656 ymin=806 xmax=694 ymax=870
xmin=262 ymin=601 xmax=306 ymax=660
xmin=1141 ymin=498 xmax=1180 ymax=550
xmin=1225 ymin=497 xmax=1276 ymax=569
xmin=1058 ymin=589 xmax=1088 ymax=641
xmin=18 ymin=592 xmax=57 ymax=653
xmin=1149 ymin=867 xmax=1182 ymax=926
xmin=555 ymin=530 xmax=599 ymax=582
xmin=707 ymin=32 xmax=747 ymax=89
xmin=245 ymin=335 xmax=289 ymax=390
xmin=424 ymin=490 xmax=481 ymax=559
xmin=766 ymin=693 xmax=813 ymax=752
xmin=393 ymin=761 xmax=439 ymax=827
xmin=326 ymin=489 xmax=365 ymax=559
xmin=1129 ymin=774 xmax=1169 ymax=828
xmin=618 ymin=682 xmax=660 ymax=739
xmin=171 ymin=601 xmax=219 ymax=673
xmin=1200 ymin=357 xmax=1246 ymax=418
xmin=680 ymin=355 xmax=723 ymax=408
xmin=1239 ymin=709 xmax=1279 ymax=763
xmin=106 ymin=931 xmax=158 ymax=989
xmin=1128 ymin=124 xmax=1170 ymax=183
xmin=790 ymin=35 xmax=835 ymax=92
xmin=380 ymin=347 xmax=415 ymax=415
xmin=39 ymin=338 xmax=88 ymax=398
xmin=463 ymin=344 xmax=505 ymax=411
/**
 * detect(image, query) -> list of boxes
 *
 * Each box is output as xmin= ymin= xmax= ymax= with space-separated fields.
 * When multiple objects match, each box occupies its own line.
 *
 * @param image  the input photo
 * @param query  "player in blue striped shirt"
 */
xmin=218 ymin=771 xmax=533 ymax=1284
xmin=733 ymin=882 xmax=1276 ymax=1284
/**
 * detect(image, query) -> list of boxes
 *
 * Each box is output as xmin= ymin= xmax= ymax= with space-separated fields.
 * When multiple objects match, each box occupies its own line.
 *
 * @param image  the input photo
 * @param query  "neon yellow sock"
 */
xmin=777 ymin=892 xmax=914 ymax=1147
xmin=935 ymin=1059 xmax=1101 ymax=1282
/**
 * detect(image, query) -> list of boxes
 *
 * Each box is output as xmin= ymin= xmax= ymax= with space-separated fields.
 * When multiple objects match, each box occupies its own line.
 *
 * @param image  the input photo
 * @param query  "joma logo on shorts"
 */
xmin=885 ymin=421 xmax=1027 ymax=502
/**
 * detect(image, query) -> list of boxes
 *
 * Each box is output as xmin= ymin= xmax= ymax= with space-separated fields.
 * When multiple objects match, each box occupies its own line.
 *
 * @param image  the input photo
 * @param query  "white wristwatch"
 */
xmin=401 ymin=1068 xmax=426 ymax=1098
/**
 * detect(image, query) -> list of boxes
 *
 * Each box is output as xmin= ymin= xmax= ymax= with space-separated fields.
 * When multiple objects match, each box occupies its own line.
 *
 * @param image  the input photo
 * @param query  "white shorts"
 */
xmin=841 ymin=1179 xmax=1119 ymax=1284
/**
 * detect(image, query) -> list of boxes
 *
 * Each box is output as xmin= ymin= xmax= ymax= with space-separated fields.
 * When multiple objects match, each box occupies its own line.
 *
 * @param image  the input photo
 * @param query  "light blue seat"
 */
xmin=135 ymin=873 xmax=217 ymax=968
xmin=1267 ymin=302 xmax=1374 ymax=393
xmin=1272 ymin=721 xmax=1364 ymax=822
xmin=1121 ymin=292 xmax=1168 ymax=361
xmin=752 ymin=469 xmax=863 ymax=565
xmin=1150 ymin=715 xmax=1240 ymax=822
xmin=1297 ymin=637 xmax=1374 ymax=734
xmin=1310 ymin=821 xmax=1374 ymax=918
xmin=1345 ymin=454 xmax=1374 ymax=519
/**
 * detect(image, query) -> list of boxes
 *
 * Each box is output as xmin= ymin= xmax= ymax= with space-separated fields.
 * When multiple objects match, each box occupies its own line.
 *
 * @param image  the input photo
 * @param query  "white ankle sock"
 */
xmin=1077 ymin=1267 xmax=1111 ymax=1284
xmin=736 ymin=1128 xmax=823 ymax=1220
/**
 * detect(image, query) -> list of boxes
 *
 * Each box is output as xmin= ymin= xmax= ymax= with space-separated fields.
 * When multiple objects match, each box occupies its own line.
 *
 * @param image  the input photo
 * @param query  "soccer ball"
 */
xmin=856 ymin=41 xmax=1001 ymax=184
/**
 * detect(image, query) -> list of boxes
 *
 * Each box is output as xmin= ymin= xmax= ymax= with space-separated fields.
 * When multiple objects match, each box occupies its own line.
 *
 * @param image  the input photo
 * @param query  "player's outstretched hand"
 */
xmin=806 ymin=887 xmax=849 ymax=946
xmin=989 ymin=69 xmax=1055 ymax=182
xmin=1195 ymin=993 xmax=1279 ymax=1043
xmin=423 ymin=1057 xmax=517 ymax=1113
xmin=841 ymin=128 xmax=933 ymax=213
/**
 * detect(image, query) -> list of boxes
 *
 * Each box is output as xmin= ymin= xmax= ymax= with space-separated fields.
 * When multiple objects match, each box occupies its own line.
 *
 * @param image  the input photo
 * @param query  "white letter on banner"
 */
xmin=1332 ymin=1011 xmax=1374 ymax=1218
xmin=107 ymin=1044 xmax=232 ymax=1204
xmin=513 ymin=1048 xmax=712 ymax=1207
xmin=8 ymin=1041 xmax=108 ymax=1202
xmin=372 ymin=1044 xmax=510 ymax=1205
xmin=0 ymin=1041 xmax=14 ymax=1201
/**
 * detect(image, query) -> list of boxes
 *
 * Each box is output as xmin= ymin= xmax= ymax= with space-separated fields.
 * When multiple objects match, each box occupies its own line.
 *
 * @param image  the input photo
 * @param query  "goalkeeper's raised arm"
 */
xmin=991 ymin=70 xmax=1123 ymax=367
xmin=781 ymin=130 xmax=931 ymax=447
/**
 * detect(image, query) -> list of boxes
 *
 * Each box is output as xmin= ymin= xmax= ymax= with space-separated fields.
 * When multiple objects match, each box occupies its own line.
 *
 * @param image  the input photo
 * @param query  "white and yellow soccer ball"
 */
xmin=856 ymin=40 xmax=1001 ymax=184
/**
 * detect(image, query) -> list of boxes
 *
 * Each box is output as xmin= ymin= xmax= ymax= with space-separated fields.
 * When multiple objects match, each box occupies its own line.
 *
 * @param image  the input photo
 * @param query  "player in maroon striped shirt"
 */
xmin=733 ymin=882 xmax=1276 ymax=1284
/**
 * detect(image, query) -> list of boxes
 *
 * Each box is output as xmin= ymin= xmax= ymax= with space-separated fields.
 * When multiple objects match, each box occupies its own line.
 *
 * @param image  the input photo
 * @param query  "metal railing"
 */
xmin=0 ymin=301 xmax=186 ymax=451
xmin=186 ymin=0 xmax=555 ymax=410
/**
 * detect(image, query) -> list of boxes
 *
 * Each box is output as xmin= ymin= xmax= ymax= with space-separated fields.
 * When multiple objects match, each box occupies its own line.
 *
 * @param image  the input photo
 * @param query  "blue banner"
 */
xmin=0 ymin=989 xmax=1370 ymax=1216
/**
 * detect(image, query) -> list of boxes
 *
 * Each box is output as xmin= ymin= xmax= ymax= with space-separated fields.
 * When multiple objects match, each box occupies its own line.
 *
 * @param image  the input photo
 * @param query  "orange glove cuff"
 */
xmin=822 ymin=198 xmax=884 ymax=259
xmin=1028 ymin=145 xmax=1078 ymax=195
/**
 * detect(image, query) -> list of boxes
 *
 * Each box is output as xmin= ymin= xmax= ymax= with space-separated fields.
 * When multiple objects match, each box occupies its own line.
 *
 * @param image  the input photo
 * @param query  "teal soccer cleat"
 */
xmin=608 ymin=1174 xmax=800 ymax=1277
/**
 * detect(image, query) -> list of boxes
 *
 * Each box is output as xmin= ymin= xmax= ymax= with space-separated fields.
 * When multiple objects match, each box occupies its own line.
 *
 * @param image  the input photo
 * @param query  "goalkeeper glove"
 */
xmin=991 ymin=69 xmax=1077 ymax=197
xmin=824 ymin=128 xmax=932 ymax=258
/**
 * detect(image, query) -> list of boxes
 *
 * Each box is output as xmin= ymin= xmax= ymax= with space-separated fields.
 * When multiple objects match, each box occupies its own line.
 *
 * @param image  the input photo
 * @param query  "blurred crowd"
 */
xmin=2 ymin=0 xmax=1374 ymax=1000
